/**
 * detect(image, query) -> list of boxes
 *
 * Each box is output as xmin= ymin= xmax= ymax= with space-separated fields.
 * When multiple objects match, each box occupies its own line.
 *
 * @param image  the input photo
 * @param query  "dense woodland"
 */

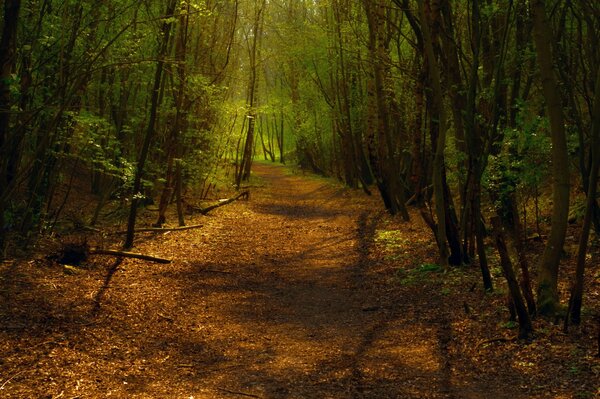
xmin=0 ymin=0 xmax=599 ymax=342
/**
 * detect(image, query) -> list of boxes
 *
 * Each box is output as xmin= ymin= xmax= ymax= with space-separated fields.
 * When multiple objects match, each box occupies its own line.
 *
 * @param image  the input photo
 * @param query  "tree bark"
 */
xmin=491 ymin=217 xmax=533 ymax=340
xmin=236 ymin=0 xmax=266 ymax=187
xmin=419 ymin=0 xmax=449 ymax=268
xmin=124 ymin=0 xmax=177 ymax=249
xmin=155 ymin=2 xmax=190 ymax=228
xmin=0 ymin=0 xmax=21 ymax=254
xmin=567 ymin=65 xmax=600 ymax=326
xmin=531 ymin=0 xmax=571 ymax=316
xmin=364 ymin=0 xmax=409 ymax=219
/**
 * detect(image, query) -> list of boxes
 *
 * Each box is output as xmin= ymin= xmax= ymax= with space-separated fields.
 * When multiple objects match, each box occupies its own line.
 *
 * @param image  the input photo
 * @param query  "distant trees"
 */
xmin=247 ymin=0 xmax=599 ymax=329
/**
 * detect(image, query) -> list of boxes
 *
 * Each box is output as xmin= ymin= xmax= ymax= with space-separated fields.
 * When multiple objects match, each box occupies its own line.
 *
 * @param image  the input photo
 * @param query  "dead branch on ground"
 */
xmin=188 ymin=190 xmax=249 ymax=215
xmin=90 ymin=249 xmax=171 ymax=263
xmin=114 ymin=223 xmax=204 ymax=234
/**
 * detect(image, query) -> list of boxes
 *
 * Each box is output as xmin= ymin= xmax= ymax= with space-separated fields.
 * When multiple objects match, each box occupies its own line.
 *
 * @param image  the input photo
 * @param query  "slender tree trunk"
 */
xmin=155 ymin=2 xmax=190 ymax=228
xmin=531 ymin=0 xmax=571 ymax=316
xmin=175 ymin=159 xmax=185 ymax=227
xmin=124 ymin=0 xmax=177 ymax=249
xmin=492 ymin=217 xmax=533 ymax=339
xmin=0 ymin=0 xmax=21 ymax=253
xmin=278 ymin=110 xmax=285 ymax=163
xmin=474 ymin=187 xmax=493 ymax=291
xmin=567 ymin=65 xmax=600 ymax=326
xmin=236 ymin=0 xmax=265 ymax=187
xmin=419 ymin=0 xmax=448 ymax=268
xmin=364 ymin=0 xmax=409 ymax=219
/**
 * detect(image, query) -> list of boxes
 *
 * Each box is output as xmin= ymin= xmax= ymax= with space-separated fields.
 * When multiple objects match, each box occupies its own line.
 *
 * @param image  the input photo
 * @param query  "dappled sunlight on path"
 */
xmin=0 ymin=163 xmax=555 ymax=398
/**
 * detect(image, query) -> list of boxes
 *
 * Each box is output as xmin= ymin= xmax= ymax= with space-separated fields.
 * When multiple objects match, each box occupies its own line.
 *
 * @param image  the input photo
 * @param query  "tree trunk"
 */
xmin=175 ymin=159 xmax=185 ymax=227
xmin=419 ymin=0 xmax=449 ymax=268
xmin=492 ymin=217 xmax=533 ymax=340
xmin=567 ymin=65 xmax=600 ymax=326
xmin=364 ymin=0 xmax=409 ymax=219
xmin=124 ymin=0 xmax=177 ymax=249
xmin=155 ymin=2 xmax=190 ymax=228
xmin=0 ymin=0 xmax=21 ymax=253
xmin=531 ymin=0 xmax=571 ymax=316
xmin=236 ymin=0 xmax=265 ymax=187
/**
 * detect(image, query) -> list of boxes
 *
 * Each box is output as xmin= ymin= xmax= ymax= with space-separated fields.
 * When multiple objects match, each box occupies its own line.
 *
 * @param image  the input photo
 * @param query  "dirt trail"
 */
xmin=152 ymin=163 xmax=449 ymax=398
xmin=178 ymin=163 xmax=446 ymax=399
xmin=1 ymin=163 xmax=566 ymax=398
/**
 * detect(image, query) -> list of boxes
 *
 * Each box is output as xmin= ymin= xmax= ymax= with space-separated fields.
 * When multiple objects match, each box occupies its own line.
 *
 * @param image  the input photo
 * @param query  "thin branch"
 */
xmin=217 ymin=388 xmax=262 ymax=399
xmin=114 ymin=223 xmax=205 ymax=234
xmin=191 ymin=190 xmax=250 ymax=215
xmin=90 ymin=249 xmax=171 ymax=264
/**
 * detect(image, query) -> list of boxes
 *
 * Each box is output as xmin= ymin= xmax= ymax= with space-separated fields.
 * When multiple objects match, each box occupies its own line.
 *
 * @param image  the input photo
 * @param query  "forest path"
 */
xmin=154 ymin=162 xmax=455 ymax=398
xmin=1 ymin=162 xmax=541 ymax=398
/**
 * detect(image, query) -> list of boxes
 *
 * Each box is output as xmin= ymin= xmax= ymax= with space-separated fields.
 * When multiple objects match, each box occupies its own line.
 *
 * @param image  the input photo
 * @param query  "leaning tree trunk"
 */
xmin=531 ymin=0 xmax=571 ymax=316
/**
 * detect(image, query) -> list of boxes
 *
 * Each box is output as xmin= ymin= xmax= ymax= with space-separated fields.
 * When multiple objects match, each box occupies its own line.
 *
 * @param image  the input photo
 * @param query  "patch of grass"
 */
xmin=394 ymin=262 xmax=443 ymax=286
xmin=384 ymin=253 xmax=409 ymax=261
xmin=417 ymin=263 xmax=443 ymax=273
xmin=500 ymin=320 xmax=518 ymax=329
xmin=490 ymin=266 xmax=504 ymax=278
xmin=375 ymin=229 xmax=410 ymax=248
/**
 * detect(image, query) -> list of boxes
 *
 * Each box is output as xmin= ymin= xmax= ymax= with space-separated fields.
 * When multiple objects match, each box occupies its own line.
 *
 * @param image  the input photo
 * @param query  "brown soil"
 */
xmin=1 ymin=162 xmax=599 ymax=398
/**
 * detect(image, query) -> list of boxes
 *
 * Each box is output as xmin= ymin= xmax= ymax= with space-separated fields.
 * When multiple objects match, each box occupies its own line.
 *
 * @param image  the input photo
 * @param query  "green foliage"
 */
xmin=375 ymin=229 xmax=410 ymax=249
xmin=569 ymin=192 xmax=600 ymax=223
xmin=484 ymin=106 xmax=551 ymax=214
xmin=395 ymin=263 xmax=442 ymax=286
xmin=500 ymin=320 xmax=518 ymax=329
xmin=417 ymin=263 xmax=443 ymax=273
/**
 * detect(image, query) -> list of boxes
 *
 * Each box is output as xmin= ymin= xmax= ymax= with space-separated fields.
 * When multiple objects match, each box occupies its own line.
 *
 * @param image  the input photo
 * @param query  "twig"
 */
xmin=90 ymin=249 xmax=171 ymax=263
xmin=158 ymin=313 xmax=174 ymax=322
xmin=217 ymin=387 xmax=262 ymax=398
xmin=113 ymin=223 xmax=204 ymax=234
xmin=198 ymin=268 xmax=233 ymax=274
xmin=25 ymin=339 xmax=61 ymax=350
xmin=191 ymin=190 xmax=249 ymax=215
xmin=0 ymin=370 xmax=25 ymax=390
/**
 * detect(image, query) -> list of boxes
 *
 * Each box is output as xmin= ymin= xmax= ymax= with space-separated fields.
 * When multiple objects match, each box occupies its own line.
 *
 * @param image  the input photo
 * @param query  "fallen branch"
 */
xmin=191 ymin=190 xmax=249 ymax=215
xmin=198 ymin=268 xmax=233 ymax=274
xmin=110 ymin=191 xmax=249 ymax=235
xmin=157 ymin=313 xmax=174 ymax=322
xmin=217 ymin=387 xmax=262 ymax=398
xmin=0 ymin=370 xmax=25 ymax=390
xmin=114 ymin=223 xmax=204 ymax=234
xmin=90 ymin=249 xmax=171 ymax=263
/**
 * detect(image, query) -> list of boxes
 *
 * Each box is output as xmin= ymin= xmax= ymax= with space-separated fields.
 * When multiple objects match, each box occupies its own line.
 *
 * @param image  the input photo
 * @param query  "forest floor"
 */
xmin=1 ymin=162 xmax=600 ymax=399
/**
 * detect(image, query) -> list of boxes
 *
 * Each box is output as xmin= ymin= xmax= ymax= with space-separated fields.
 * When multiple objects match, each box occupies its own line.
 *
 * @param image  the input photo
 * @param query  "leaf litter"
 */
xmin=0 ymin=162 xmax=599 ymax=398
